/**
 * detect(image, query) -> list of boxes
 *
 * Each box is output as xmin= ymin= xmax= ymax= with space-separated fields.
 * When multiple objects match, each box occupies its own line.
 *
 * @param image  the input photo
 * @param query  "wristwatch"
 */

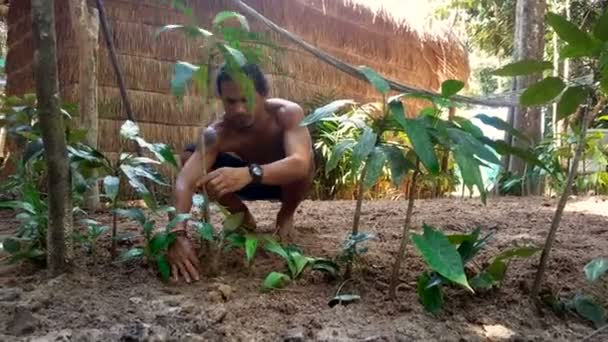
xmin=248 ymin=163 xmax=263 ymax=184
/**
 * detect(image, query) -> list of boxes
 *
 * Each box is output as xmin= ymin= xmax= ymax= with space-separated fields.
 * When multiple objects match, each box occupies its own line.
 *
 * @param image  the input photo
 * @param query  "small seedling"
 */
xmin=117 ymin=206 xmax=189 ymax=281
xmin=73 ymin=219 xmax=109 ymax=259
xmin=412 ymin=224 xmax=539 ymax=313
xmin=261 ymin=239 xmax=339 ymax=292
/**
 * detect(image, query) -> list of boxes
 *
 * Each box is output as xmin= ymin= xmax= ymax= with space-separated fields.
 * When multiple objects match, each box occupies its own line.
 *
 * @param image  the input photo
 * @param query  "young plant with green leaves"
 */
xmin=157 ymin=9 xmax=281 ymax=111
xmin=261 ymin=239 xmax=339 ymax=292
xmin=117 ymin=207 xmax=190 ymax=281
xmin=489 ymin=9 xmax=608 ymax=299
xmin=72 ymin=219 xmax=109 ymax=260
xmin=68 ymin=120 xmax=178 ymax=258
xmin=412 ymin=224 xmax=539 ymax=313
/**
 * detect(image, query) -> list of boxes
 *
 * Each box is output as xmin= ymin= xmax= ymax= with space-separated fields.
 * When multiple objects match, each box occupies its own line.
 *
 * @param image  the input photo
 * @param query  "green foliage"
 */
xmin=118 ymin=207 xmax=187 ymax=281
xmin=584 ymin=257 xmax=608 ymax=282
xmin=73 ymin=219 xmax=109 ymax=257
xmin=413 ymin=224 xmax=538 ymax=313
xmin=261 ymin=239 xmax=339 ymax=292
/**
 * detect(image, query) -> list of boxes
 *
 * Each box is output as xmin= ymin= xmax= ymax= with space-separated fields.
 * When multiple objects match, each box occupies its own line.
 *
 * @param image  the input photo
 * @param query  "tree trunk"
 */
xmin=509 ymin=0 xmax=547 ymax=195
xmin=32 ymin=0 xmax=73 ymax=275
xmin=70 ymin=0 xmax=100 ymax=211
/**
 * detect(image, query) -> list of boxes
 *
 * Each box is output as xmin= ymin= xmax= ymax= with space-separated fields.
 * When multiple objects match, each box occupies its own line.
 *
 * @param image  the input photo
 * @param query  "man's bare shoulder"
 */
xmin=265 ymin=98 xmax=305 ymax=130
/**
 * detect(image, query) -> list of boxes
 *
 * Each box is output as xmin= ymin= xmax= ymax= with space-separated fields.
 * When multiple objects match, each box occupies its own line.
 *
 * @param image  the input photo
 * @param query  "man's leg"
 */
xmin=275 ymin=174 xmax=312 ymax=242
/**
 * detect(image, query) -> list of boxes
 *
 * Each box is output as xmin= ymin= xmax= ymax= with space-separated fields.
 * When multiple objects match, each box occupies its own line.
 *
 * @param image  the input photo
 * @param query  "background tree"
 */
xmin=31 ymin=0 xmax=72 ymax=274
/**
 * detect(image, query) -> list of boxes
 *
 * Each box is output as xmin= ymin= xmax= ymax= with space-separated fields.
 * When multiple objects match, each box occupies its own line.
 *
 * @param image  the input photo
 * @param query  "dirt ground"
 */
xmin=1 ymin=196 xmax=608 ymax=341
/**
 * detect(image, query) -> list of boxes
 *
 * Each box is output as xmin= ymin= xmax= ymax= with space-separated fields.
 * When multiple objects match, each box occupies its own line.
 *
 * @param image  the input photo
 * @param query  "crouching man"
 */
xmin=168 ymin=63 xmax=315 ymax=283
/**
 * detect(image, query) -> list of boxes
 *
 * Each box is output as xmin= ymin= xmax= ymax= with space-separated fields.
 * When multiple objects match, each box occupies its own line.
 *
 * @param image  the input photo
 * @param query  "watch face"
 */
xmin=252 ymin=165 xmax=263 ymax=177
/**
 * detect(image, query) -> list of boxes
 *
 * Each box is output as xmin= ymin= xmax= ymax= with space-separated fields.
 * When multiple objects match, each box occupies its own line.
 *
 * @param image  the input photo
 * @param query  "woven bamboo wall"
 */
xmin=4 ymin=0 xmax=470 ymax=199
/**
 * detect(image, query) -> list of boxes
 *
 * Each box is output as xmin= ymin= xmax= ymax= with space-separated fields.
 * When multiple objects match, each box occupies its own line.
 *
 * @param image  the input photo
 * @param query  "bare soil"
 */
xmin=1 ymin=196 xmax=608 ymax=341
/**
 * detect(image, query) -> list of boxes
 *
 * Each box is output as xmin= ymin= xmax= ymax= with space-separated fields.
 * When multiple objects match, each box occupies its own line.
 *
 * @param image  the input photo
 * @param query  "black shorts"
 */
xmin=184 ymin=144 xmax=282 ymax=201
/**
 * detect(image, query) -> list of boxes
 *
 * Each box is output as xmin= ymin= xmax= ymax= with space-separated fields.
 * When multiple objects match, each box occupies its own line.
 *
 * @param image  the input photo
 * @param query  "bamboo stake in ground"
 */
xmin=531 ymin=98 xmax=607 ymax=301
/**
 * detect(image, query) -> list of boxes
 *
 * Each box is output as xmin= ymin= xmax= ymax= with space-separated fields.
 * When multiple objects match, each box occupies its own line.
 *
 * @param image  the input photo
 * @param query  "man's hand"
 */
xmin=197 ymin=167 xmax=252 ymax=199
xmin=167 ymin=234 xmax=200 ymax=283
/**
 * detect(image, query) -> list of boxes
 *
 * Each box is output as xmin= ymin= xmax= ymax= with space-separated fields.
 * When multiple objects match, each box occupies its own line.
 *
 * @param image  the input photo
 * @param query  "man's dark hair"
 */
xmin=215 ymin=63 xmax=270 ymax=97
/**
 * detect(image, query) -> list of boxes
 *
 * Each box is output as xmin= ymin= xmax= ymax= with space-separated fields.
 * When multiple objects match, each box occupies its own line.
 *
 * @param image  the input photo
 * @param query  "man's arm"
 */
xmin=257 ymin=100 xmax=313 ymax=185
xmin=173 ymin=127 xmax=219 ymax=231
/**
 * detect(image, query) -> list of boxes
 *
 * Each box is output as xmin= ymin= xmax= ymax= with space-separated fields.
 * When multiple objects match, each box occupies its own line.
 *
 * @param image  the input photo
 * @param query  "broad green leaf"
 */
xmin=454 ymin=228 xmax=481 ymax=263
xmin=142 ymin=142 xmax=178 ymax=168
xmin=491 ymin=60 xmax=553 ymax=76
xmin=546 ymin=12 xmax=595 ymax=52
xmin=486 ymin=259 xmax=508 ymax=281
xmin=417 ymin=272 xmax=444 ymax=313
xmin=120 ymin=120 xmax=140 ymax=139
xmin=453 ymin=147 xmax=486 ymax=204
xmin=261 ymin=272 xmax=290 ymax=291
xmin=212 ymin=11 xmax=250 ymax=31
xmin=155 ymin=24 xmax=213 ymax=38
xmin=560 ymin=44 xmax=597 ymax=59
xmin=478 ymin=137 xmax=546 ymax=172
xmin=195 ymin=222 xmax=215 ymax=241
xmin=299 ymin=100 xmax=355 ymax=126
xmin=225 ymin=232 xmax=246 ymax=248
xmin=103 ymin=176 xmax=120 ymax=202
xmin=114 ymin=208 xmax=147 ymax=226
xmin=193 ymin=64 xmax=209 ymax=97
xmin=166 ymin=213 xmax=191 ymax=230
xmin=411 ymin=224 xmax=472 ymax=292
xmin=0 ymin=201 xmax=36 ymax=214
xmin=171 ymin=62 xmax=199 ymax=97
xmin=156 ymin=255 xmax=171 ymax=281
xmin=264 ymin=239 xmax=289 ymax=260
xmin=557 ymin=86 xmax=588 ymax=120
xmin=381 ymin=144 xmax=415 ymax=185
xmin=288 ymin=252 xmax=309 ymax=278
xmin=120 ymin=248 xmax=144 ymax=261
xmin=601 ymin=76 xmax=608 ymax=95
xmin=470 ymin=271 xmax=496 ymax=290
xmin=326 ymin=139 xmax=356 ymax=175
xmin=495 ymin=246 xmax=541 ymax=261
xmin=359 ymin=66 xmax=390 ymax=95
xmin=245 ymin=235 xmax=258 ymax=265
xmin=584 ymin=257 xmax=608 ymax=282
xmin=420 ymin=107 xmax=441 ymax=117
xmin=126 ymin=157 xmax=161 ymax=166
xmin=447 ymin=128 xmax=501 ymax=165
xmin=311 ymin=259 xmax=340 ymax=277
xmin=520 ymin=77 xmax=566 ymax=106
xmin=441 ymin=80 xmax=465 ymax=97
xmin=389 ymin=98 xmax=407 ymax=125
xmin=121 ymin=164 xmax=168 ymax=187
xmin=218 ymin=44 xmax=247 ymax=67
xmin=150 ymin=233 xmax=170 ymax=254
xmin=363 ymin=147 xmax=386 ymax=189
xmin=351 ymin=126 xmax=377 ymax=173
xmin=574 ymin=294 xmax=606 ymax=326
xmin=594 ymin=10 xmax=608 ymax=41
xmin=223 ymin=212 xmax=244 ymax=231
xmin=2 ymin=238 xmax=21 ymax=254
xmin=328 ymin=294 xmax=361 ymax=308
xmin=394 ymin=117 xmax=439 ymax=174
xmin=473 ymin=114 xmax=531 ymax=144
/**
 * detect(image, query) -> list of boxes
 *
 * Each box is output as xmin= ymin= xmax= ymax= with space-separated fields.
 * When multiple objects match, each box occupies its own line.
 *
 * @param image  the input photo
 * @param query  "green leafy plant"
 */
xmin=118 ymin=206 xmax=189 ymax=281
xmin=261 ymin=239 xmax=339 ymax=292
xmin=412 ymin=224 xmax=539 ymax=313
xmin=490 ymin=9 xmax=608 ymax=298
xmin=68 ymin=120 xmax=178 ymax=258
xmin=72 ymin=219 xmax=109 ymax=260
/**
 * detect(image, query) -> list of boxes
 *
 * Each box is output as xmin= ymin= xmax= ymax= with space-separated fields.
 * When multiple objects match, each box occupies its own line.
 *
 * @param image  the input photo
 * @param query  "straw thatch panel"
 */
xmin=4 ymin=0 xmax=470 ymax=199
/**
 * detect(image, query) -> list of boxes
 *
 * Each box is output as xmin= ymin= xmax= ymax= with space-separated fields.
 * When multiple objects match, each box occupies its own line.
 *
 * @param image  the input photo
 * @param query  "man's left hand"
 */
xmin=198 ymin=167 xmax=252 ymax=199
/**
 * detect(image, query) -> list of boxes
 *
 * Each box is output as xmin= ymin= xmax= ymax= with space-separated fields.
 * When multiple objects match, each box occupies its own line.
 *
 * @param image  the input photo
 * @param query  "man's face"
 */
xmin=219 ymin=80 xmax=261 ymax=128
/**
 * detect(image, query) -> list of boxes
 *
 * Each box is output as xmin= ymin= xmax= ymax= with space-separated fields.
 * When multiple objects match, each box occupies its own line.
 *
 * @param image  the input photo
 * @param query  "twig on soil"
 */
xmin=582 ymin=324 xmax=608 ymax=341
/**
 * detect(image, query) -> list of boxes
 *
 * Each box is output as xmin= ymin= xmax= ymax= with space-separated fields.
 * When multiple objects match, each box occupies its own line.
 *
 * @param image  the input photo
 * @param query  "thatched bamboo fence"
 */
xmin=3 ymin=0 xmax=470 ymax=200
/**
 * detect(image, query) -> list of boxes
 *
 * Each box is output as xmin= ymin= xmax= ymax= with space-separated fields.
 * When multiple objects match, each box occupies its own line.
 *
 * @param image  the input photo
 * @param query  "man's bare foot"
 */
xmin=275 ymin=215 xmax=296 ymax=244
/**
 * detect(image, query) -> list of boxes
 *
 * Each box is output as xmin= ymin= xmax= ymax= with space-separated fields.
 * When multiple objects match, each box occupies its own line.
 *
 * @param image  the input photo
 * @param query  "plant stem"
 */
xmin=345 ymin=165 xmax=368 ymax=279
xmin=531 ymin=98 xmax=606 ymax=301
xmin=388 ymin=162 xmax=420 ymax=299
xmin=111 ymin=208 xmax=117 ymax=259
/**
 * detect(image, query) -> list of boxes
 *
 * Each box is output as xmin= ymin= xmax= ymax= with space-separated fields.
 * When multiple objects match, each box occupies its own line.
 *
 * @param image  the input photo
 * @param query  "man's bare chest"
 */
xmin=221 ymin=126 xmax=285 ymax=164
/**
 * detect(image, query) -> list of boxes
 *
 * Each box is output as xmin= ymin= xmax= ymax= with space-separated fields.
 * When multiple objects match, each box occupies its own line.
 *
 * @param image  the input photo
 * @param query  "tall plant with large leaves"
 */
xmin=490 ymin=9 xmax=608 ymax=300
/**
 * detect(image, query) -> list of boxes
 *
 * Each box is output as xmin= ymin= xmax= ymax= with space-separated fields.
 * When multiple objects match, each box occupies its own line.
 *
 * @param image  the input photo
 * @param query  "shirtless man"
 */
xmin=167 ymin=63 xmax=315 ymax=283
